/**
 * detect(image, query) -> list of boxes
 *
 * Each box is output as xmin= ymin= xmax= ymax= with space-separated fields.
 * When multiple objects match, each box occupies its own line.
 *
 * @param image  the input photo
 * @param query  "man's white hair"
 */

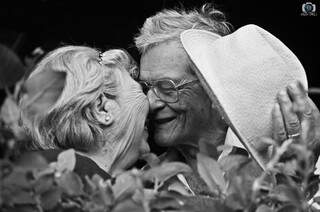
xmin=135 ymin=3 xmax=233 ymax=54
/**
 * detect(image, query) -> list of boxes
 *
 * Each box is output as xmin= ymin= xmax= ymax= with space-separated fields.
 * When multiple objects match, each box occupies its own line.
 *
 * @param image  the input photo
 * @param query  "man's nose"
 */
xmin=147 ymin=89 xmax=166 ymax=112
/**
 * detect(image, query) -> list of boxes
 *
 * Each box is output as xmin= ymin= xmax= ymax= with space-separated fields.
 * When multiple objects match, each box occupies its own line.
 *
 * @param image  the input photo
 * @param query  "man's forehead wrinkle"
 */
xmin=140 ymin=60 xmax=184 ymax=81
xmin=139 ymin=41 xmax=189 ymax=82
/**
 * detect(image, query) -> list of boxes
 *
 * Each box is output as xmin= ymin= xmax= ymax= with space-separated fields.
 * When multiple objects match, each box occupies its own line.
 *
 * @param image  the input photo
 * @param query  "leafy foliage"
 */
xmin=196 ymin=139 xmax=320 ymax=212
xmin=0 ymin=44 xmax=25 ymax=89
xmin=0 ymin=148 xmax=196 ymax=212
xmin=1 ymin=45 xmax=320 ymax=212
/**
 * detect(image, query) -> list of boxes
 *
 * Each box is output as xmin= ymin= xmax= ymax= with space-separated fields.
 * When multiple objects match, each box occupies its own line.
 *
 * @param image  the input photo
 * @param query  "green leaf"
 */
xmin=218 ymin=154 xmax=249 ymax=172
xmin=4 ymin=205 xmax=39 ymax=212
xmin=0 ymin=97 xmax=26 ymax=140
xmin=111 ymin=198 xmax=144 ymax=212
xmin=15 ymin=152 xmax=48 ymax=170
xmin=56 ymin=149 xmax=76 ymax=172
xmin=0 ymin=44 xmax=25 ymax=89
xmin=224 ymin=192 xmax=245 ymax=210
xmin=112 ymin=170 xmax=142 ymax=200
xmin=91 ymin=189 xmax=114 ymax=207
xmin=275 ymin=161 xmax=297 ymax=176
xmin=149 ymin=194 xmax=184 ymax=211
xmin=19 ymin=69 xmax=66 ymax=117
xmin=167 ymin=180 xmax=192 ymax=196
xmin=0 ymin=160 xmax=13 ymax=179
xmin=33 ymin=166 xmax=55 ymax=179
xmin=11 ymin=189 xmax=36 ymax=204
xmin=305 ymin=179 xmax=320 ymax=200
xmin=84 ymin=175 xmax=97 ymax=194
xmin=183 ymin=195 xmax=235 ymax=212
xmin=270 ymin=184 xmax=301 ymax=204
xmin=34 ymin=175 xmax=54 ymax=194
xmin=91 ymin=173 xmax=105 ymax=185
xmin=256 ymin=204 xmax=273 ymax=212
xmin=97 ymin=184 xmax=114 ymax=206
xmin=276 ymin=204 xmax=300 ymax=212
xmin=199 ymin=139 xmax=219 ymax=159
xmin=5 ymin=188 xmax=36 ymax=205
xmin=197 ymin=153 xmax=227 ymax=195
xmin=226 ymin=159 xmax=262 ymax=199
xmin=131 ymin=189 xmax=157 ymax=212
xmin=3 ymin=169 xmax=32 ymax=189
xmin=142 ymin=162 xmax=191 ymax=185
xmin=217 ymin=144 xmax=233 ymax=153
xmin=88 ymin=174 xmax=114 ymax=206
xmin=140 ymin=153 xmax=160 ymax=168
xmin=40 ymin=186 xmax=62 ymax=210
xmin=56 ymin=171 xmax=83 ymax=196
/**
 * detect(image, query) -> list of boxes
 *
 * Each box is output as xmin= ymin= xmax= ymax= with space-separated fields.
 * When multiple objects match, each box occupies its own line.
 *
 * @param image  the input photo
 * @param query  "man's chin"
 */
xmin=153 ymin=130 xmax=178 ymax=147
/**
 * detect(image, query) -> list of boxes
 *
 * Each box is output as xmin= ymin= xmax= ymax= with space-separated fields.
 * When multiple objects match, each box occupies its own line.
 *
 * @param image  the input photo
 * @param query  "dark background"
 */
xmin=0 ymin=0 xmax=319 ymax=103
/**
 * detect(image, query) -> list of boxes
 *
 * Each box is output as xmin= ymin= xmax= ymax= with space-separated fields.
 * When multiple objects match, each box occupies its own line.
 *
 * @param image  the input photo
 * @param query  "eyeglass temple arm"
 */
xmin=176 ymin=79 xmax=199 ymax=89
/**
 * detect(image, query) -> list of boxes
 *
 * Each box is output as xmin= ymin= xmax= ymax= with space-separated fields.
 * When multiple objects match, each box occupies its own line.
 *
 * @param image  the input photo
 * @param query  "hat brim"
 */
xmin=180 ymin=25 xmax=307 ymax=169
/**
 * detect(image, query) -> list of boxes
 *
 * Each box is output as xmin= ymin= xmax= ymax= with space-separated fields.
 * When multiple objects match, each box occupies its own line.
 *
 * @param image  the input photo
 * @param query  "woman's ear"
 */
xmin=93 ymin=94 xmax=118 ymax=126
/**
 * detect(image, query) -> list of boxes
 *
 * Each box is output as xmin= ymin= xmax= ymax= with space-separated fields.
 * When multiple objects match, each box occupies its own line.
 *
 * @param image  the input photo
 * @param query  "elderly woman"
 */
xmin=19 ymin=46 xmax=150 ymax=176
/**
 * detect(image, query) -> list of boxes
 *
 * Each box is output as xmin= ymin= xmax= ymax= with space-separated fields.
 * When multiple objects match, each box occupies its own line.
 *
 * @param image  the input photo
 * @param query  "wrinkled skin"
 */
xmin=256 ymin=81 xmax=320 ymax=161
xmin=139 ymin=41 xmax=227 ymax=151
xmin=274 ymin=81 xmax=320 ymax=156
xmin=140 ymin=40 xmax=320 ymax=165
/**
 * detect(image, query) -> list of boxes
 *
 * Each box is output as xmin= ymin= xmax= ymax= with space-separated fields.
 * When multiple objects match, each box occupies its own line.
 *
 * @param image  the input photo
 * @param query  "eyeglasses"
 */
xmin=139 ymin=79 xmax=199 ymax=103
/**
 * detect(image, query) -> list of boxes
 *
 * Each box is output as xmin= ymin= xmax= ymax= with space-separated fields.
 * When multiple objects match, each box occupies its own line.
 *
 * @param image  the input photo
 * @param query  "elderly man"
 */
xmin=134 ymin=4 xmax=320 ymax=195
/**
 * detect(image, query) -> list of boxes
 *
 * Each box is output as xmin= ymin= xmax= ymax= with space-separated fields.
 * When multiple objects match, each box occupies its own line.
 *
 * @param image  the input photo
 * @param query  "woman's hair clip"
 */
xmin=98 ymin=52 xmax=104 ymax=65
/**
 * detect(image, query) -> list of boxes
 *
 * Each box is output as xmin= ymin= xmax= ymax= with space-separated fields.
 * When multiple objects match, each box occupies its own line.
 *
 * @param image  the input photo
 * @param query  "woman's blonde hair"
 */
xmin=19 ymin=46 xmax=137 ymax=152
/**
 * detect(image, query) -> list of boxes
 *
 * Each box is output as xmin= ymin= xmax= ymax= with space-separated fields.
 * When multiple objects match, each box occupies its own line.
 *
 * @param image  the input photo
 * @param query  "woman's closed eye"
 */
xmin=103 ymin=92 xmax=116 ymax=99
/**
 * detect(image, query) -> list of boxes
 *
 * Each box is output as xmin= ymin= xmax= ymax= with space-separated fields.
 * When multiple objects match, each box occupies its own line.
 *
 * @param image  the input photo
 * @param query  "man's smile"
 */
xmin=154 ymin=116 xmax=176 ymax=124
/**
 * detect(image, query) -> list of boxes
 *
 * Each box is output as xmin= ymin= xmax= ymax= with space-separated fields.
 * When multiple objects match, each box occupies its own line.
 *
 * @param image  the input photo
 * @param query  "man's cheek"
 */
xmin=173 ymin=96 xmax=191 ymax=111
xmin=179 ymin=89 xmax=195 ymax=99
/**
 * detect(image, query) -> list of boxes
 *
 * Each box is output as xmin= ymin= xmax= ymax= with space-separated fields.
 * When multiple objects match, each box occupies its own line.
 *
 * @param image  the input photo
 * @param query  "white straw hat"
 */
xmin=180 ymin=24 xmax=308 ymax=169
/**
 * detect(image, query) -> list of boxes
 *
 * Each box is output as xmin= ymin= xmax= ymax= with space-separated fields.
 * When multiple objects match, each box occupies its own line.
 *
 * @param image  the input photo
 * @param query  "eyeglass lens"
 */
xmin=154 ymin=81 xmax=178 ymax=102
xmin=139 ymin=80 xmax=178 ymax=103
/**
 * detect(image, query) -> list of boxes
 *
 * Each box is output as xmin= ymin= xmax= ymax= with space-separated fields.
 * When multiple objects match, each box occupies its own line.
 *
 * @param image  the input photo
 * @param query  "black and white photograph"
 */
xmin=1 ymin=0 xmax=319 ymax=211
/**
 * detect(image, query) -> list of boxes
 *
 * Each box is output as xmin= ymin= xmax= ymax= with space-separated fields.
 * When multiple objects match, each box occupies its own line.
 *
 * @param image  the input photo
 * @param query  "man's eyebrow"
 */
xmin=158 ymin=78 xmax=183 ymax=84
xmin=138 ymin=77 xmax=182 ymax=84
xmin=158 ymin=77 xmax=181 ymax=83
xmin=171 ymin=78 xmax=183 ymax=84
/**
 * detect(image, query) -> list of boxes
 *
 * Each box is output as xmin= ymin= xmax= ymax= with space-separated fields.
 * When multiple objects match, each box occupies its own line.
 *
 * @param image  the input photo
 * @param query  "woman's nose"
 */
xmin=147 ymin=89 xmax=166 ymax=112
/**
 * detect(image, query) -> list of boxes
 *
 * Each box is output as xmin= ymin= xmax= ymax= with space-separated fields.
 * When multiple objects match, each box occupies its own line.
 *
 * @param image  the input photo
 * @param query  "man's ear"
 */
xmin=93 ymin=94 xmax=118 ymax=126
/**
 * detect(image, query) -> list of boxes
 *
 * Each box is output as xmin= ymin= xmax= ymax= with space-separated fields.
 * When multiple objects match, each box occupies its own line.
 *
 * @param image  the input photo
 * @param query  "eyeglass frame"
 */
xmin=138 ymin=78 xmax=200 ymax=103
